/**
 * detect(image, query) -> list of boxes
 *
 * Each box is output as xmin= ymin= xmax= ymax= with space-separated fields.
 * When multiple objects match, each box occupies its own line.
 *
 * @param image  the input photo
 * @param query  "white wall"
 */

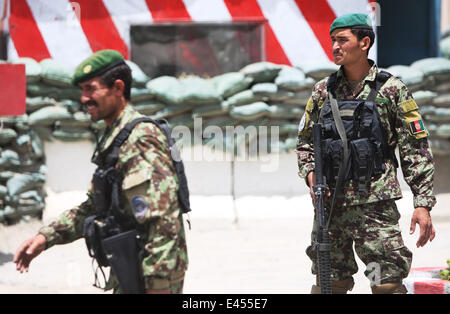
xmin=43 ymin=141 xmax=433 ymax=198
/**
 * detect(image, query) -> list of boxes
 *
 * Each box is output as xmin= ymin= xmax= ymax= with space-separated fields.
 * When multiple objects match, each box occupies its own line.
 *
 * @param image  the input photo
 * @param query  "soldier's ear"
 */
xmin=113 ymin=79 xmax=125 ymax=97
xmin=360 ymin=36 xmax=371 ymax=52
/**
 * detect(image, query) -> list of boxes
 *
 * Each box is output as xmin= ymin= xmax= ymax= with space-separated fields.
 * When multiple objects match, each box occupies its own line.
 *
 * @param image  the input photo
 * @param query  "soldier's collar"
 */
xmin=337 ymin=59 xmax=378 ymax=84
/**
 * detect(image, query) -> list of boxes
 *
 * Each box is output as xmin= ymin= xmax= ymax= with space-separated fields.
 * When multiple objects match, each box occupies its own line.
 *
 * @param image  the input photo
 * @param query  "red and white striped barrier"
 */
xmin=4 ymin=0 xmax=376 ymax=69
xmin=403 ymin=267 xmax=450 ymax=294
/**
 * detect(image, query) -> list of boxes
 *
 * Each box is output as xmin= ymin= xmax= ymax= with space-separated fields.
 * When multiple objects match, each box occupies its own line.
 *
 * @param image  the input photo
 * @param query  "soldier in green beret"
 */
xmin=297 ymin=13 xmax=436 ymax=293
xmin=14 ymin=49 xmax=189 ymax=294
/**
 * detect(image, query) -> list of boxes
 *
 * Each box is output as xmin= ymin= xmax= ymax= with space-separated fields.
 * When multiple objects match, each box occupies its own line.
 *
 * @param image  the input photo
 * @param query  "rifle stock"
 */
xmin=312 ymin=123 xmax=332 ymax=294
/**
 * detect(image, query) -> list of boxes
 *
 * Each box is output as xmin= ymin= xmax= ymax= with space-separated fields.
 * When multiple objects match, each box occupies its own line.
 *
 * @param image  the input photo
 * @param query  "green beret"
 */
xmin=72 ymin=49 xmax=126 ymax=86
xmin=329 ymin=13 xmax=372 ymax=34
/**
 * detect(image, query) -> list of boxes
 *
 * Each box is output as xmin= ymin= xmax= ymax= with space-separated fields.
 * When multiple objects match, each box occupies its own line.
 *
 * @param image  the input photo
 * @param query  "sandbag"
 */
xmin=412 ymin=90 xmax=437 ymax=106
xmin=203 ymin=115 xmax=237 ymax=128
xmin=9 ymin=190 xmax=44 ymax=206
xmin=267 ymin=105 xmax=303 ymax=119
xmin=280 ymin=90 xmax=311 ymax=107
xmin=229 ymin=102 xmax=270 ymax=121
xmin=28 ymin=106 xmax=72 ymax=126
xmin=252 ymin=83 xmax=295 ymax=101
xmin=0 ymin=128 xmax=18 ymax=145
xmin=212 ymin=72 xmax=253 ymax=98
xmin=0 ymin=150 xmax=20 ymax=168
xmin=146 ymin=76 xmax=183 ymax=105
xmin=168 ymin=115 xmax=195 ymax=129
xmin=387 ymin=65 xmax=425 ymax=90
xmin=225 ymin=89 xmax=265 ymax=108
xmin=14 ymin=114 xmax=30 ymax=132
xmin=154 ymin=105 xmax=193 ymax=119
xmin=1 ymin=203 xmax=45 ymax=221
xmin=192 ymin=104 xmax=229 ymax=119
xmin=58 ymin=87 xmax=82 ymax=101
xmin=126 ymin=60 xmax=150 ymax=87
xmin=53 ymin=128 xmax=94 ymax=142
xmin=179 ymin=76 xmax=222 ymax=106
xmin=436 ymin=124 xmax=450 ymax=137
xmin=29 ymin=130 xmax=44 ymax=158
xmin=6 ymin=173 xmax=45 ymax=196
xmin=26 ymin=96 xmax=58 ymax=113
xmin=0 ymin=171 xmax=15 ymax=184
xmin=133 ymin=101 xmax=165 ymax=116
xmin=90 ymin=120 xmax=107 ymax=132
xmin=31 ymin=126 xmax=55 ymax=142
xmin=240 ymin=62 xmax=282 ymax=83
xmin=433 ymin=93 xmax=450 ymax=108
xmin=27 ymin=83 xmax=61 ymax=99
xmin=0 ymin=185 xmax=6 ymax=199
xmin=12 ymin=57 xmax=41 ymax=83
xmin=429 ymin=139 xmax=450 ymax=155
xmin=39 ymin=58 xmax=73 ymax=87
xmin=275 ymin=66 xmax=316 ymax=91
xmin=59 ymin=99 xmax=81 ymax=113
xmin=410 ymin=58 xmax=450 ymax=83
xmin=297 ymin=60 xmax=338 ymax=80
xmin=56 ymin=111 xmax=91 ymax=129
xmin=420 ymin=105 xmax=436 ymax=116
xmin=131 ymin=87 xmax=155 ymax=103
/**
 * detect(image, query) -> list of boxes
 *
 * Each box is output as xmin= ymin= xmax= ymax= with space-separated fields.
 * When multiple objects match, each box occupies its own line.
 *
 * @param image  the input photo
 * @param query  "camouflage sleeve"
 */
xmin=38 ymin=188 xmax=95 ymax=248
xmin=120 ymin=123 xmax=187 ymax=291
xmin=296 ymin=79 xmax=327 ymax=185
xmin=388 ymin=79 xmax=436 ymax=209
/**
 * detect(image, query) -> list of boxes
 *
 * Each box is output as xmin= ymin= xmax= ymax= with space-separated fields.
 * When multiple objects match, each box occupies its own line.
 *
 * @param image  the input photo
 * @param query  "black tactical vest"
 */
xmin=319 ymin=71 xmax=397 ymax=194
xmin=90 ymin=117 xmax=192 ymax=221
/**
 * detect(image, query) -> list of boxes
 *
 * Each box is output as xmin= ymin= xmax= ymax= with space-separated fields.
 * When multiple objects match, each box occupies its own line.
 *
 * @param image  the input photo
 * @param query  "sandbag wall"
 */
xmin=1 ymin=40 xmax=450 ymax=224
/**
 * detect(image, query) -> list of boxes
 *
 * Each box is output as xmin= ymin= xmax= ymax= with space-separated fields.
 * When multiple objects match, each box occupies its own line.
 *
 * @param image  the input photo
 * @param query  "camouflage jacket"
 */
xmin=39 ymin=105 xmax=188 ymax=291
xmin=296 ymin=60 xmax=436 ymax=209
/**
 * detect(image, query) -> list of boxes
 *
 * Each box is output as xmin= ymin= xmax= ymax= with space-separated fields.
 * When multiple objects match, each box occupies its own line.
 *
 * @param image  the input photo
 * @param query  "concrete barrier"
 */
xmin=403 ymin=267 xmax=450 ymax=294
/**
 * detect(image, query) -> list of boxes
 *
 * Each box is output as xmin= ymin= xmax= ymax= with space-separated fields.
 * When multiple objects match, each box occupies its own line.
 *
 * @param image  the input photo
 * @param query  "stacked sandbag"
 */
xmin=393 ymin=57 xmax=450 ymax=155
xmin=0 ymin=115 xmax=46 ymax=224
xmin=3 ymin=53 xmax=450 ymax=225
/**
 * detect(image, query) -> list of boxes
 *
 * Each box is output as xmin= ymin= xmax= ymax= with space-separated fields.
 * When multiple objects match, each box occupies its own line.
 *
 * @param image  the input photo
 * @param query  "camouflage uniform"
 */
xmin=39 ymin=105 xmax=188 ymax=293
xmin=296 ymin=60 xmax=436 ymax=284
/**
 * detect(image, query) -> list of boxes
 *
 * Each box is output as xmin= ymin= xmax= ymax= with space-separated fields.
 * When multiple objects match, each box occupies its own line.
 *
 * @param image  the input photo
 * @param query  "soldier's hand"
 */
xmin=13 ymin=234 xmax=47 ymax=273
xmin=410 ymin=207 xmax=435 ymax=248
xmin=307 ymin=171 xmax=331 ymax=205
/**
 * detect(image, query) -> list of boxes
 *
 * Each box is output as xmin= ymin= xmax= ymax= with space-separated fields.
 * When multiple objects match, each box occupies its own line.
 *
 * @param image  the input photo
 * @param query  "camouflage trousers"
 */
xmin=111 ymin=271 xmax=185 ymax=294
xmin=306 ymin=199 xmax=412 ymax=284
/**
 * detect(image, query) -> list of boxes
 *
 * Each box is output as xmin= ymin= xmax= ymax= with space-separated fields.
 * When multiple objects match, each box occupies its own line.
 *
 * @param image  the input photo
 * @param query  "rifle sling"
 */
xmin=327 ymin=92 xmax=349 ymax=228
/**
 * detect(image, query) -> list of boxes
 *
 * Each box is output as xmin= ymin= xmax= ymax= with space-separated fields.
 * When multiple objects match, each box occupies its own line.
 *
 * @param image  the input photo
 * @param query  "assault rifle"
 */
xmin=312 ymin=123 xmax=332 ymax=294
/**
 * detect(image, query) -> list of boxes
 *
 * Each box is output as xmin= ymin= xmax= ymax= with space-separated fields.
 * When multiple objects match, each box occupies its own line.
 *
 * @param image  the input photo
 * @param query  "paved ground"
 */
xmin=0 ymin=192 xmax=448 ymax=294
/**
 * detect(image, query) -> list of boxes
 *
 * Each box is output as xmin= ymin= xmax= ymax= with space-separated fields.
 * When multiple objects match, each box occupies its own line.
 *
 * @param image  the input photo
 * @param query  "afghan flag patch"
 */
xmin=409 ymin=119 xmax=425 ymax=134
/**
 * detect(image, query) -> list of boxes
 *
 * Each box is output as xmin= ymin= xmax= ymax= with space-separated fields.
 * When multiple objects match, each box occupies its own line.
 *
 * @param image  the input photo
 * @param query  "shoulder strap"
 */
xmin=95 ymin=117 xmax=192 ymax=214
xmin=326 ymin=71 xmax=338 ymax=97
xmin=98 ymin=117 xmax=161 ymax=168
xmin=366 ymin=70 xmax=392 ymax=102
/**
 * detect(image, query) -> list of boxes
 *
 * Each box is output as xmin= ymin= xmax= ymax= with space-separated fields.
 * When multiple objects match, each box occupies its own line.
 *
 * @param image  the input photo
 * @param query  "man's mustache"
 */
xmin=83 ymin=100 xmax=98 ymax=107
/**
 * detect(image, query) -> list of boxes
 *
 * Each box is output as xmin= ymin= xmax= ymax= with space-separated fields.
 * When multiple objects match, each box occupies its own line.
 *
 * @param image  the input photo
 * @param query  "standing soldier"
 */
xmin=13 ymin=50 xmax=189 ymax=294
xmin=296 ymin=13 xmax=436 ymax=294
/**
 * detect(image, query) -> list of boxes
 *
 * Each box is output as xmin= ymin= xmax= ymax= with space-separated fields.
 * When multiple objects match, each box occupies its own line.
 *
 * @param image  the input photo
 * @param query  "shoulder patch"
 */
xmin=400 ymin=99 xmax=418 ymax=113
xmin=298 ymin=113 xmax=307 ymax=133
xmin=131 ymin=195 xmax=149 ymax=222
xmin=305 ymin=98 xmax=314 ymax=112
xmin=399 ymin=99 xmax=427 ymax=139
